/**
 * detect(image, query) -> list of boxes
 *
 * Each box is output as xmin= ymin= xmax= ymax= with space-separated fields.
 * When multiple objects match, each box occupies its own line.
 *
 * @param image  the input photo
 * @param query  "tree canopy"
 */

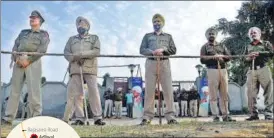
xmin=213 ymin=1 xmax=274 ymax=85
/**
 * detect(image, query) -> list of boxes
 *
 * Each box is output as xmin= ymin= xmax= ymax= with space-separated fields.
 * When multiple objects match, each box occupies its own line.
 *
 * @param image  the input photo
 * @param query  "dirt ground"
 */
xmin=2 ymin=120 xmax=272 ymax=137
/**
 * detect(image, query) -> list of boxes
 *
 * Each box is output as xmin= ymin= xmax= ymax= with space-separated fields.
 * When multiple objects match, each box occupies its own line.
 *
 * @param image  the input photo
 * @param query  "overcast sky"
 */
xmin=1 ymin=1 xmax=243 ymax=85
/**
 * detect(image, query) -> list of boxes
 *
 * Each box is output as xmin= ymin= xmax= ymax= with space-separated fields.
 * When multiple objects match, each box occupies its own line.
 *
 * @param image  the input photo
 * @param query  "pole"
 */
xmin=250 ymin=58 xmax=255 ymax=115
xmin=156 ymin=57 xmax=162 ymax=125
xmin=79 ymin=66 xmax=89 ymax=126
xmin=62 ymin=70 xmax=68 ymax=83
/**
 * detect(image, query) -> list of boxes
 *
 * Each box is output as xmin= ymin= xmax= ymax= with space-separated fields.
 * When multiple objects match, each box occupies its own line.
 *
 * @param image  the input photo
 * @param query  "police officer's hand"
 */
xmin=154 ymin=48 xmax=164 ymax=53
xmin=247 ymin=52 xmax=259 ymax=60
xmin=21 ymin=60 xmax=30 ymax=68
xmin=153 ymin=49 xmax=164 ymax=56
xmin=250 ymin=52 xmax=259 ymax=57
xmin=214 ymin=54 xmax=225 ymax=61
xmin=16 ymin=58 xmax=29 ymax=68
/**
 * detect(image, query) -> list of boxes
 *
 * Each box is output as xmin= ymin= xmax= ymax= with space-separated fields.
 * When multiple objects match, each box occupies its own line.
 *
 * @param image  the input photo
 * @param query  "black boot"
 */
xmin=94 ymin=119 xmax=106 ymax=126
xmin=167 ymin=119 xmax=179 ymax=125
xmin=264 ymin=115 xmax=273 ymax=120
xmin=71 ymin=120 xmax=85 ymax=125
xmin=139 ymin=119 xmax=151 ymax=126
xmin=246 ymin=115 xmax=259 ymax=121
xmin=223 ymin=116 xmax=236 ymax=122
xmin=213 ymin=116 xmax=220 ymax=122
xmin=1 ymin=119 xmax=12 ymax=125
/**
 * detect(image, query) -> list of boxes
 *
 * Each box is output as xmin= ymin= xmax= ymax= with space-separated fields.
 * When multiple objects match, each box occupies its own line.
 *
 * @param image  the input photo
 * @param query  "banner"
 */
xmin=198 ymin=77 xmax=210 ymax=116
xmin=131 ymin=77 xmax=143 ymax=118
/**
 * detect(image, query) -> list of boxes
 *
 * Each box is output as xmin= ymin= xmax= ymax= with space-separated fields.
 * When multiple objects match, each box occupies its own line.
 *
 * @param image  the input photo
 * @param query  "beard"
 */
xmin=252 ymin=35 xmax=260 ymax=41
xmin=208 ymin=37 xmax=215 ymax=42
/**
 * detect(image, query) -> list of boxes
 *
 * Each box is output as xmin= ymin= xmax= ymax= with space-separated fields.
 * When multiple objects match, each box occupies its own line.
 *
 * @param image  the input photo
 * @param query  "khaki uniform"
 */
xmin=69 ymin=84 xmax=86 ymax=121
xmin=245 ymin=40 xmax=273 ymax=117
xmin=3 ymin=28 xmax=50 ymax=122
xmin=114 ymin=91 xmax=123 ymax=118
xmin=200 ymin=41 xmax=231 ymax=117
xmin=140 ymin=32 xmax=176 ymax=121
xmin=63 ymin=16 xmax=103 ymax=122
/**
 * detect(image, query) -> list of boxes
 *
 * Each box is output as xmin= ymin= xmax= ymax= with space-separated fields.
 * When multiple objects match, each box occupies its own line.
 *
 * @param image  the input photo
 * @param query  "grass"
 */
xmin=1 ymin=120 xmax=273 ymax=137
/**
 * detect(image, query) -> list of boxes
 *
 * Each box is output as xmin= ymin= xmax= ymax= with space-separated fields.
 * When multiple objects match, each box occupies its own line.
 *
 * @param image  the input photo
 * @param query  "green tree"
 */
xmin=214 ymin=1 xmax=274 ymax=85
xmin=102 ymin=73 xmax=110 ymax=87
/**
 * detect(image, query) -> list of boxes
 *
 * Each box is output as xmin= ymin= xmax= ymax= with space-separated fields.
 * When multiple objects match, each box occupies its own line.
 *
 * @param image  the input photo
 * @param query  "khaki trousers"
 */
xmin=4 ymin=60 xmax=42 ymax=122
xmin=207 ymin=68 xmax=229 ymax=117
xmin=63 ymin=74 xmax=102 ymax=122
xmin=143 ymin=59 xmax=174 ymax=121
xmin=69 ymin=93 xmax=85 ymax=121
xmin=114 ymin=101 xmax=122 ymax=118
xmin=246 ymin=66 xmax=273 ymax=116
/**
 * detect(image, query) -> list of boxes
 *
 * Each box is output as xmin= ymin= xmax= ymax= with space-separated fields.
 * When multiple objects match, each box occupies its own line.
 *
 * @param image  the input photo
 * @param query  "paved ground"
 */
xmin=99 ymin=114 xmax=266 ymax=126
xmin=11 ymin=114 xmax=265 ymax=126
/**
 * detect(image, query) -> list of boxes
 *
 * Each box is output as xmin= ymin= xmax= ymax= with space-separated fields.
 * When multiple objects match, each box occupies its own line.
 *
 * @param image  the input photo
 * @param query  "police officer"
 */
xmin=200 ymin=27 xmax=235 ymax=122
xmin=180 ymin=89 xmax=188 ymax=117
xmin=114 ymin=88 xmax=123 ymax=119
xmin=2 ymin=10 xmax=50 ymax=125
xmin=189 ymin=86 xmax=199 ymax=117
xmin=63 ymin=16 xmax=105 ymax=126
xmin=173 ymin=90 xmax=180 ymax=117
xmin=139 ymin=13 xmax=178 ymax=125
xmin=245 ymin=27 xmax=273 ymax=121
xmin=103 ymin=88 xmax=113 ymax=118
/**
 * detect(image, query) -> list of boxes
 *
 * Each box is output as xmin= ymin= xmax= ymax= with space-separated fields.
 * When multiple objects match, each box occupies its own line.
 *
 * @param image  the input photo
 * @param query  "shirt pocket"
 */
xmin=70 ymin=39 xmax=81 ymax=53
xmin=148 ymin=36 xmax=157 ymax=48
xmin=206 ymin=46 xmax=215 ymax=55
xmin=159 ymin=39 xmax=169 ymax=47
xmin=71 ymin=39 xmax=80 ymax=46
xmin=215 ymin=46 xmax=224 ymax=54
xmin=83 ymin=38 xmax=94 ymax=50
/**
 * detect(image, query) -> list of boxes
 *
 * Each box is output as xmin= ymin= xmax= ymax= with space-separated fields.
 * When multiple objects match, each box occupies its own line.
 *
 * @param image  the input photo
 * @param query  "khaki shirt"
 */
xmin=139 ymin=32 xmax=176 ymax=56
xmin=64 ymin=34 xmax=100 ymax=75
xmin=12 ymin=29 xmax=50 ymax=63
xmin=200 ymin=42 xmax=231 ymax=68
xmin=245 ymin=40 xmax=273 ymax=66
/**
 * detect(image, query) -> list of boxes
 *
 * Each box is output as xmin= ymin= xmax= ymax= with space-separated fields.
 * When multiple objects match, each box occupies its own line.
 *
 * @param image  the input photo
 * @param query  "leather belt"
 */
xmin=148 ymin=57 xmax=168 ymax=60
xmin=250 ymin=64 xmax=266 ymax=70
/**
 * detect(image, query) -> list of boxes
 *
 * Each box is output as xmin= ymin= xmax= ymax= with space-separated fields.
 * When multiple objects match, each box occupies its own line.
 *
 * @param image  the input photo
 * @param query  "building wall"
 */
xmin=228 ymin=82 xmax=243 ymax=111
xmin=227 ymin=82 xmax=264 ymax=111
xmin=1 ymin=81 xmax=104 ymax=118
xmin=41 ymin=82 xmax=67 ymax=118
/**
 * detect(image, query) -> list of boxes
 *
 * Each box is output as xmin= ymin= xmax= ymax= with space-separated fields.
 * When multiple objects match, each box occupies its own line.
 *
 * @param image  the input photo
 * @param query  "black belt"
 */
xmin=250 ymin=64 xmax=266 ymax=70
xmin=207 ymin=65 xmax=226 ymax=69
xmin=148 ymin=57 xmax=168 ymax=60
